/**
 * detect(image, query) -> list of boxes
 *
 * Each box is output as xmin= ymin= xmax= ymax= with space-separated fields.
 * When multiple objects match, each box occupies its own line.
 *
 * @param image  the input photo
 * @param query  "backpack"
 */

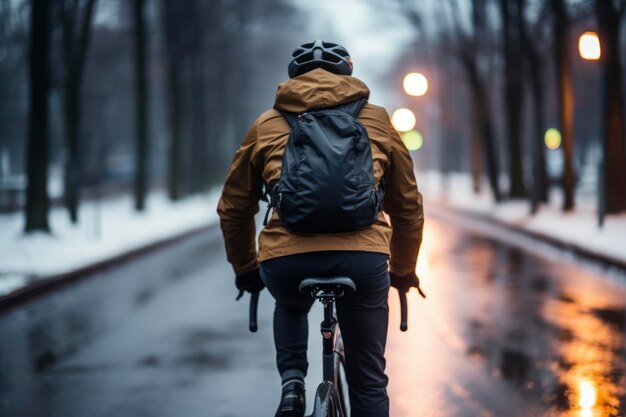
xmin=262 ymin=98 xmax=384 ymax=233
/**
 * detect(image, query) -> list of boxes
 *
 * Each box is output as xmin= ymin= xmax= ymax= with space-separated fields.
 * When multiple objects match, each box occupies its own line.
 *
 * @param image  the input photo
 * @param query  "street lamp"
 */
xmin=391 ymin=108 xmax=416 ymax=132
xmin=544 ymin=128 xmax=562 ymax=150
xmin=401 ymin=130 xmax=424 ymax=151
xmin=578 ymin=30 xmax=604 ymax=227
xmin=578 ymin=31 xmax=601 ymax=61
xmin=403 ymin=72 xmax=428 ymax=96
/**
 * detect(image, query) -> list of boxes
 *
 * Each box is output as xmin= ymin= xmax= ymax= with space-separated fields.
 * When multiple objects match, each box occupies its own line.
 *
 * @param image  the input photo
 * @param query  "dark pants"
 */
xmin=260 ymin=251 xmax=390 ymax=417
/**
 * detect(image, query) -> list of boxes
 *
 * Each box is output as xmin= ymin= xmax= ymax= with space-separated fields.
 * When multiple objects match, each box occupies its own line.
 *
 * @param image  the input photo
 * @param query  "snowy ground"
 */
xmin=418 ymin=171 xmax=626 ymax=266
xmin=0 ymin=191 xmax=220 ymax=296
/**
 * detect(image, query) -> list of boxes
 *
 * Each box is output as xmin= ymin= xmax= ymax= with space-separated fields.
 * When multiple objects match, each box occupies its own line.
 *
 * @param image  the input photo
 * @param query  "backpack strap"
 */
xmin=278 ymin=110 xmax=299 ymax=128
xmin=340 ymin=97 xmax=368 ymax=118
xmin=261 ymin=182 xmax=279 ymax=226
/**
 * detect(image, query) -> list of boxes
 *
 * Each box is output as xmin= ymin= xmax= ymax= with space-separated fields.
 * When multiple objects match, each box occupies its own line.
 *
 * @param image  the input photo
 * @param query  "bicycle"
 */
xmin=247 ymin=276 xmax=409 ymax=417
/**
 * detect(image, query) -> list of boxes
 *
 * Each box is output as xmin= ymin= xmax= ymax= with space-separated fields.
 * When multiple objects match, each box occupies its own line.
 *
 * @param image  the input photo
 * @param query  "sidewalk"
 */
xmin=418 ymin=171 xmax=626 ymax=270
xmin=0 ymin=190 xmax=221 ymax=297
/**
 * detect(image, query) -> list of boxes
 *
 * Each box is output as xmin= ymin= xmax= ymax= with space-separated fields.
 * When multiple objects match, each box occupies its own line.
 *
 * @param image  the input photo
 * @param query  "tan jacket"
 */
xmin=217 ymin=68 xmax=424 ymax=276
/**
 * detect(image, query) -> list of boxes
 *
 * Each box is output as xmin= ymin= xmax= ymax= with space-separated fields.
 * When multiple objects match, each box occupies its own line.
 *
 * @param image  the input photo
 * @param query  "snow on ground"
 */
xmin=419 ymin=171 xmax=626 ymax=265
xmin=0 ymin=190 xmax=220 ymax=296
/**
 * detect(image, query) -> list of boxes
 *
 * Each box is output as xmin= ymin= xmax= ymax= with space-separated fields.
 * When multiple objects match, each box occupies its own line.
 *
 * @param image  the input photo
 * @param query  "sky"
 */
xmin=294 ymin=0 xmax=417 ymax=107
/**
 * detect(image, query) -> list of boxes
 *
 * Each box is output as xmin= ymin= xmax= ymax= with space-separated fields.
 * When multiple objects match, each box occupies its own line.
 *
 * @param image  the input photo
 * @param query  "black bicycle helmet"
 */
xmin=288 ymin=40 xmax=353 ymax=79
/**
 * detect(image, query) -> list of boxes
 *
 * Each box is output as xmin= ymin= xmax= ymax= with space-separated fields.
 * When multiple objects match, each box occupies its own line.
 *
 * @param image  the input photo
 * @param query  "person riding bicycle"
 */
xmin=217 ymin=40 xmax=424 ymax=417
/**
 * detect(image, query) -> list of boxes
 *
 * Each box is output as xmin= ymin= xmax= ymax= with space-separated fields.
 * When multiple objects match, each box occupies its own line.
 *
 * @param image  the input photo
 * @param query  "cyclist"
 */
xmin=217 ymin=40 xmax=424 ymax=417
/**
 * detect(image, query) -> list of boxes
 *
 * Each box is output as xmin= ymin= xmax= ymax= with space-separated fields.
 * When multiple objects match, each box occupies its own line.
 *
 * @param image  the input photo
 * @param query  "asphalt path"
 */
xmin=1 ymin=216 xmax=625 ymax=417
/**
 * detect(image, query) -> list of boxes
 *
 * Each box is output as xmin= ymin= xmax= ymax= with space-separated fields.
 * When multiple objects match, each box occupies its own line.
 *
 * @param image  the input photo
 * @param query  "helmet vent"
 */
xmin=301 ymin=42 xmax=314 ymax=49
xmin=322 ymin=52 xmax=341 ymax=63
xmin=334 ymin=49 xmax=349 ymax=57
xmin=322 ymin=41 xmax=338 ymax=48
xmin=295 ymin=52 xmax=314 ymax=64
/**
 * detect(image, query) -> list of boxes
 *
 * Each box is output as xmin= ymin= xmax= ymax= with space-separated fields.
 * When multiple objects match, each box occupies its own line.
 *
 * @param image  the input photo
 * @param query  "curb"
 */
xmin=0 ymin=223 xmax=218 ymax=312
xmin=429 ymin=204 xmax=626 ymax=273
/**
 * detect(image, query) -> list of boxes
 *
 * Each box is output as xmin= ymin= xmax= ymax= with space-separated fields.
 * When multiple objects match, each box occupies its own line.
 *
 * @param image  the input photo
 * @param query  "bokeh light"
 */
xmin=544 ymin=128 xmax=562 ymax=150
xmin=578 ymin=379 xmax=597 ymax=410
xmin=403 ymin=72 xmax=428 ymax=96
xmin=579 ymin=32 xmax=601 ymax=61
xmin=391 ymin=108 xmax=416 ymax=132
xmin=401 ymin=130 xmax=424 ymax=151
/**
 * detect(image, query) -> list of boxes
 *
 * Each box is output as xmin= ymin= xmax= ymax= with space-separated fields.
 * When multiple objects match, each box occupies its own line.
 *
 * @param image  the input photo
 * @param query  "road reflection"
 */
xmin=0 ymin=218 xmax=623 ymax=417
xmin=387 ymin=219 xmax=626 ymax=417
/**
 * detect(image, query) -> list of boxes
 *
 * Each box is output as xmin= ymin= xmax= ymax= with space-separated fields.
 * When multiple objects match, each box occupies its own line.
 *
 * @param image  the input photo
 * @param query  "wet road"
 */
xmin=1 ymin=215 xmax=625 ymax=417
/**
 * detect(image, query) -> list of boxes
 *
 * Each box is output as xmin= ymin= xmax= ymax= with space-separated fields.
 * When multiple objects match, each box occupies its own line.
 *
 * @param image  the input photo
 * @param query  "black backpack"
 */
xmin=263 ymin=98 xmax=384 ymax=233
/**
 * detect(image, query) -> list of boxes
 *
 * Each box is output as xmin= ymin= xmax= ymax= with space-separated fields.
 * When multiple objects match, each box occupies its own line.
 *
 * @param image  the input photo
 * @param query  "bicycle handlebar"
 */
xmin=245 ymin=288 xmax=409 ymax=333
xmin=249 ymin=291 xmax=260 ymax=333
xmin=398 ymin=289 xmax=408 ymax=332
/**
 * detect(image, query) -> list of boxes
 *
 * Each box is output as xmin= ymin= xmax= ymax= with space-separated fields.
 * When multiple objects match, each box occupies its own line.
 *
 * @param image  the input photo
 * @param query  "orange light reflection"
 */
xmin=547 ymin=285 xmax=624 ymax=417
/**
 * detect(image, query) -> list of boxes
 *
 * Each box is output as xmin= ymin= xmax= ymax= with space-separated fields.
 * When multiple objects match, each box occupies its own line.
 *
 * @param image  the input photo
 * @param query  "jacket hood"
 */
xmin=274 ymin=68 xmax=370 ymax=113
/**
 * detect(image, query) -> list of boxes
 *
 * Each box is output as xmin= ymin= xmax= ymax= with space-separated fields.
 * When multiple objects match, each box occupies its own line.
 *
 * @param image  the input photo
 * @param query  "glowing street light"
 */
xmin=544 ymin=128 xmax=562 ymax=150
xmin=401 ymin=130 xmax=424 ymax=151
xmin=579 ymin=31 xmax=601 ymax=61
xmin=403 ymin=72 xmax=428 ymax=96
xmin=391 ymin=108 xmax=416 ymax=132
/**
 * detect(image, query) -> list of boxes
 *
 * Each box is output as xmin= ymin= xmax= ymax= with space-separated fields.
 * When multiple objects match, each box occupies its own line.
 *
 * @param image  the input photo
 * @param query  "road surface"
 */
xmin=1 ymin=215 xmax=625 ymax=417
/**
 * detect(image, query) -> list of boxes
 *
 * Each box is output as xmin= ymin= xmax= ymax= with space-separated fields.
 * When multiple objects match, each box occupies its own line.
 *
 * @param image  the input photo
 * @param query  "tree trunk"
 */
xmin=24 ymin=0 xmax=51 ymax=233
xmin=189 ymin=1 xmax=209 ymax=193
xmin=60 ymin=0 xmax=98 ymax=224
xmin=552 ymin=0 xmax=575 ymax=211
xmin=63 ymin=84 xmax=80 ymax=223
xmin=462 ymin=54 xmax=503 ymax=202
xmin=525 ymin=32 xmax=549 ymax=213
xmin=162 ymin=0 xmax=182 ymax=201
xmin=470 ymin=113 xmax=483 ymax=193
xmin=499 ymin=0 xmax=527 ymax=198
xmin=236 ymin=0 xmax=249 ymax=136
xmin=166 ymin=62 xmax=182 ymax=200
xmin=596 ymin=0 xmax=626 ymax=213
xmin=480 ymin=97 xmax=502 ymax=203
xmin=133 ymin=0 xmax=149 ymax=211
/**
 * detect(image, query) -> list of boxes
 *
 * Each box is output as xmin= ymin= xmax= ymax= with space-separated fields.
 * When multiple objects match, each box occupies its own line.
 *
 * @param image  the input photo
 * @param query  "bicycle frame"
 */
xmin=320 ymin=296 xmax=338 ymax=383
xmin=308 ymin=295 xmax=346 ymax=417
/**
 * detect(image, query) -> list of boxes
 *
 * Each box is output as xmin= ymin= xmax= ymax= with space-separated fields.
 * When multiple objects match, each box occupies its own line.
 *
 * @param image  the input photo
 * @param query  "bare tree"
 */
xmin=595 ymin=0 xmax=626 ymax=213
xmin=549 ymin=0 xmax=575 ymax=211
xmin=188 ymin=0 xmax=210 ymax=193
xmin=522 ymin=1 xmax=550 ymax=213
xmin=59 ymin=0 xmax=98 ymax=223
xmin=162 ymin=0 xmax=183 ymax=201
xmin=24 ymin=0 xmax=51 ymax=232
xmin=162 ymin=0 xmax=222 ymax=197
xmin=450 ymin=0 xmax=503 ymax=201
xmin=499 ymin=0 xmax=527 ymax=198
xmin=1 ymin=0 xmax=29 ymax=182
xmin=133 ymin=0 xmax=148 ymax=211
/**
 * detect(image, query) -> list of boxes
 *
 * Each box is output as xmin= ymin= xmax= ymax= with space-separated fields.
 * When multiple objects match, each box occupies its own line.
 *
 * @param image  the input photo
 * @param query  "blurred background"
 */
xmin=1 ymin=0 xmax=625 ymax=224
xmin=1 ymin=1 xmax=626 ymax=417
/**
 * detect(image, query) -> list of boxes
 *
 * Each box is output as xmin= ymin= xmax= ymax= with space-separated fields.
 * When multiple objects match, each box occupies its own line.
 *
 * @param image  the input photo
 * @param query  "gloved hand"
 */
xmin=389 ymin=271 xmax=426 ymax=298
xmin=235 ymin=268 xmax=264 ymax=300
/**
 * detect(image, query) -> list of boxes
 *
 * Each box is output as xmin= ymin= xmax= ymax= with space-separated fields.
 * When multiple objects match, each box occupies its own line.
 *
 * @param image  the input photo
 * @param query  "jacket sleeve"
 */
xmin=217 ymin=120 xmax=263 ymax=275
xmin=383 ymin=116 xmax=424 ymax=277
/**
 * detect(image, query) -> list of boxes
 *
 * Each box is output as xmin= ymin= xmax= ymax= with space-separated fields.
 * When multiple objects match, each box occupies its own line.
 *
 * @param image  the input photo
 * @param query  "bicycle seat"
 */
xmin=299 ymin=276 xmax=356 ymax=298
